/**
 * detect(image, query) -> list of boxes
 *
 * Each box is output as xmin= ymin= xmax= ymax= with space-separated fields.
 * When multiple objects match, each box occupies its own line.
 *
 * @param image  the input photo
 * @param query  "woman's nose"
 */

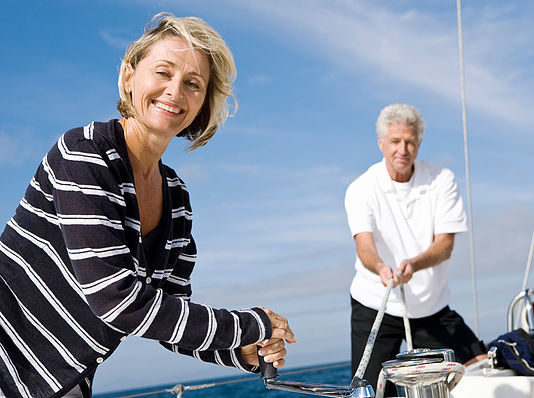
xmin=166 ymin=79 xmax=184 ymax=101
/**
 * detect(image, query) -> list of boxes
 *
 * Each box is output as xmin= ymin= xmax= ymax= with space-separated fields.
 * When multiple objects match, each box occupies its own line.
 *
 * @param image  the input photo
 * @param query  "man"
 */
xmin=344 ymin=104 xmax=485 ymax=395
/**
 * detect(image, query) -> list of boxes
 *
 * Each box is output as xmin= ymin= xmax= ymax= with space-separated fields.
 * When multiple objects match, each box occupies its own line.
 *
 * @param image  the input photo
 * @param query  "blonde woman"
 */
xmin=0 ymin=13 xmax=295 ymax=398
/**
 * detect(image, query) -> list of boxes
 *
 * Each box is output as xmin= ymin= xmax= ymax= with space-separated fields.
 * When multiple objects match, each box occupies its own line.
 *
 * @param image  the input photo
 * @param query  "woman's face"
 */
xmin=123 ymin=36 xmax=210 ymax=139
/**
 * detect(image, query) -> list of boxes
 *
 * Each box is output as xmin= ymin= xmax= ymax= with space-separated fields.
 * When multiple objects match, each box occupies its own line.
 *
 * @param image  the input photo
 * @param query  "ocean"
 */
xmin=94 ymin=361 xmax=352 ymax=398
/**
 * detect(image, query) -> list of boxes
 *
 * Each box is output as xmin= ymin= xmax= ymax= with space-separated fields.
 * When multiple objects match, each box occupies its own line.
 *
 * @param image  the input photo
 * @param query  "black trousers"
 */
xmin=351 ymin=298 xmax=486 ymax=396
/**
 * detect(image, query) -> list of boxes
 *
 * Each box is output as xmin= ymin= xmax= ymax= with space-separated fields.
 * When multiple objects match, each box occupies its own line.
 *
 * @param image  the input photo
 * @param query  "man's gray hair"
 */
xmin=376 ymin=104 xmax=425 ymax=142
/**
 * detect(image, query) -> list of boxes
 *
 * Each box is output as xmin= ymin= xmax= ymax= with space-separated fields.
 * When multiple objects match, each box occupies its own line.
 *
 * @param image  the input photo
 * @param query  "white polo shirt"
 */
xmin=344 ymin=159 xmax=467 ymax=318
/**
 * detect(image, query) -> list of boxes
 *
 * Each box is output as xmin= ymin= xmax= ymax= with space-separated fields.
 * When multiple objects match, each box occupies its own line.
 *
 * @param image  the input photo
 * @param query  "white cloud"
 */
xmin=175 ymin=163 xmax=211 ymax=182
xmin=99 ymin=29 xmax=132 ymax=50
xmin=0 ymin=135 xmax=23 ymax=165
xmin=471 ymin=181 xmax=534 ymax=209
xmin=236 ymin=0 xmax=534 ymax=129
xmin=0 ymin=126 xmax=48 ymax=165
xmin=248 ymin=74 xmax=272 ymax=84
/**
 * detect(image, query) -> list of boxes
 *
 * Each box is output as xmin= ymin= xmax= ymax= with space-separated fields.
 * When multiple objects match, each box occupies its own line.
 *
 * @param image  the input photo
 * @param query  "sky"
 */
xmin=1 ymin=0 xmax=534 ymax=394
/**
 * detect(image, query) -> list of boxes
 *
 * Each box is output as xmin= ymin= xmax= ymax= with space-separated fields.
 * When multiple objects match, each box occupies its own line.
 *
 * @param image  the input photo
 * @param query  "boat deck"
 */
xmin=452 ymin=375 xmax=534 ymax=398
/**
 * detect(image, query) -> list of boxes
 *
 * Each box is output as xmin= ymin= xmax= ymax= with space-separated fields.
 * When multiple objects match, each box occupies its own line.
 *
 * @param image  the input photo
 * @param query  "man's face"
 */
xmin=378 ymin=122 xmax=420 ymax=182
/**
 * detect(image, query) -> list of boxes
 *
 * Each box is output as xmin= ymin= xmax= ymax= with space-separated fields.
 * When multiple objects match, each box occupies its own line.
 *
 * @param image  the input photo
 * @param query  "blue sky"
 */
xmin=1 ymin=0 xmax=534 ymax=393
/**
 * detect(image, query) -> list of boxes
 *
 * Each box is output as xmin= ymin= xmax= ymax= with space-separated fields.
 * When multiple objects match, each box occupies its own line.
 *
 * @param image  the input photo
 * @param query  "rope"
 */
xmin=456 ymin=0 xmax=480 ymax=338
xmin=399 ymin=283 xmax=413 ymax=351
xmin=352 ymin=269 xmax=413 ymax=383
xmin=353 ymin=278 xmax=395 ymax=382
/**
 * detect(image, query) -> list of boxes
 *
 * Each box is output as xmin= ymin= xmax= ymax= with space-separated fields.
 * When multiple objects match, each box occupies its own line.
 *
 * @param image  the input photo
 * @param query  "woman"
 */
xmin=0 ymin=13 xmax=295 ymax=397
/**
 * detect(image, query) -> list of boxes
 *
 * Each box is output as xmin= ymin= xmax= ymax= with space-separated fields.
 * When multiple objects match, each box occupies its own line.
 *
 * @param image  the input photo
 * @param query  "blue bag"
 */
xmin=488 ymin=328 xmax=534 ymax=376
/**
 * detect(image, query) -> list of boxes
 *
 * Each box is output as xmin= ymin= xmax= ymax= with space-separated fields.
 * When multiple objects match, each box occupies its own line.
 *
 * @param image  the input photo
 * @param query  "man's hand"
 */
xmin=397 ymin=259 xmax=415 ymax=284
xmin=376 ymin=262 xmax=396 ymax=287
xmin=395 ymin=233 xmax=455 ymax=283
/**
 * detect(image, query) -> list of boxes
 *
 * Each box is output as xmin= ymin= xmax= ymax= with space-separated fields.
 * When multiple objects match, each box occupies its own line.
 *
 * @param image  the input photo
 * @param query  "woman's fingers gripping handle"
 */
xmin=259 ymin=306 xmax=297 ymax=344
xmin=257 ymin=345 xmax=278 ymax=380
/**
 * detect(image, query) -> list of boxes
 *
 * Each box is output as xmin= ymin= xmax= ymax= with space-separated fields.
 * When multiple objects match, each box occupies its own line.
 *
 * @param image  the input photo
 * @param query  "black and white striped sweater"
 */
xmin=0 ymin=120 xmax=271 ymax=398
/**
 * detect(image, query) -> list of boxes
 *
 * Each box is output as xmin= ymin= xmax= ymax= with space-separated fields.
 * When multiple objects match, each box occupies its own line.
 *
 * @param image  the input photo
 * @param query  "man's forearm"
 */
xmin=358 ymin=247 xmax=386 ymax=275
xmin=408 ymin=233 xmax=454 ymax=272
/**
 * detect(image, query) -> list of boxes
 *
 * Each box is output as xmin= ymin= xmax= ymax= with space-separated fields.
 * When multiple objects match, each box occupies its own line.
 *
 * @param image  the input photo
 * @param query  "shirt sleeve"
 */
xmin=344 ymin=177 xmax=375 ymax=237
xmin=43 ymin=131 xmax=272 ymax=354
xmin=159 ymin=308 xmax=266 ymax=374
xmin=434 ymin=168 xmax=468 ymax=234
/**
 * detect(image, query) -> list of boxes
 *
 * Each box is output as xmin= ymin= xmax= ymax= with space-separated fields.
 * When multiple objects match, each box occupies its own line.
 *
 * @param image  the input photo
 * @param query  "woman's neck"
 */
xmin=120 ymin=118 xmax=168 ymax=180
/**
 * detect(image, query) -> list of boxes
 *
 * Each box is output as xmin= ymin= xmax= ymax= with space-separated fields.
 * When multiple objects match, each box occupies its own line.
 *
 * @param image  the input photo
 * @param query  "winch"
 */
xmin=380 ymin=348 xmax=464 ymax=398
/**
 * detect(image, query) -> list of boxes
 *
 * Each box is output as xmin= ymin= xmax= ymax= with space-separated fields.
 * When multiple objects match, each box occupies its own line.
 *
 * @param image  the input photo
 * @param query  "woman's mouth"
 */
xmin=154 ymin=101 xmax=184 ymax=115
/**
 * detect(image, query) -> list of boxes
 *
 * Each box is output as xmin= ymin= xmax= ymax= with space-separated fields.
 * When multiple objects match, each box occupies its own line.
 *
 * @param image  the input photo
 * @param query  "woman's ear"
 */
xmin=123 ymin=63 xmax=135 ymax=94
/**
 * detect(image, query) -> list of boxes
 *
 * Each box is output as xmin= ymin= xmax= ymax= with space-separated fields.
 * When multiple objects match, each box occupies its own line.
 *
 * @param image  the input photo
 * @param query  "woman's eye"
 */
xmin=156 ymin=71 xmax=170 ymax=77
xmin=186 ymin=81 xmax=200 ymax=89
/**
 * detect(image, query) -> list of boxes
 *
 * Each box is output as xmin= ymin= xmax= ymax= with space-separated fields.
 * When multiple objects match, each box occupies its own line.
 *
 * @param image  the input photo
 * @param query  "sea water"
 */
xmin=94 ymin=361 xmax=352 ymax=398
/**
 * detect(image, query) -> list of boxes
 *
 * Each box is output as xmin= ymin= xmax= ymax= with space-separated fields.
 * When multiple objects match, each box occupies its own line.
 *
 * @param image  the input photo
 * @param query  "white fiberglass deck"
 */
xmin=451 ymin=375 xmax=534 ymax=398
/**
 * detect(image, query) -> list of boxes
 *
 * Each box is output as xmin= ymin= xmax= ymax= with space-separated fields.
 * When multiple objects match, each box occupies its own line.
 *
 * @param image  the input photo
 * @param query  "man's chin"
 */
xmin=393 ymin=164 xmax=412 ymax=173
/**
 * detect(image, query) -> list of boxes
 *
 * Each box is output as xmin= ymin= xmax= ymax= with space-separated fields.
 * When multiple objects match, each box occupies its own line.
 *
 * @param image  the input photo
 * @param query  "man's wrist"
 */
xmin=374 ymin=261 xmax=388 ymax=275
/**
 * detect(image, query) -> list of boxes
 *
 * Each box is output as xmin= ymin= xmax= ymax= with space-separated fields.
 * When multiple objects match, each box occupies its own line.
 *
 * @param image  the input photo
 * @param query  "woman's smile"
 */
xmin=153 ymin=100 xmax=185 ymax=115
xmin=123 ymin=36 xmax=210 ymax=140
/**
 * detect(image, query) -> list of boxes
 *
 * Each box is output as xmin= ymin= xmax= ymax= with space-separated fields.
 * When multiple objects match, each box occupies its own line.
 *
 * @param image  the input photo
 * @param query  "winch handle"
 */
xmin=257 ymin=345 xmax=278 ymax=380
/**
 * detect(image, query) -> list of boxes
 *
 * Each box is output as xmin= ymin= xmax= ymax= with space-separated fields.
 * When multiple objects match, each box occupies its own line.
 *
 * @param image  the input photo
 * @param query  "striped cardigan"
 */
xmin=0 ymin=120 xmax=271 ymax=398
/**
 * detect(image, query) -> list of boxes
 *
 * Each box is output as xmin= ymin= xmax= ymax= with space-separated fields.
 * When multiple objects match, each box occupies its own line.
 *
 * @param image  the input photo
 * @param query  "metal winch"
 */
xmin=380 ymin=348 xmax=464 ymax=398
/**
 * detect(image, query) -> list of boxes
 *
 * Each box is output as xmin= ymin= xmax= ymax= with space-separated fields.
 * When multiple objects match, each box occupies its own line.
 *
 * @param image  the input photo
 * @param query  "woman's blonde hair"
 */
xmin=117 ymin=13 xmax=237 ymax=150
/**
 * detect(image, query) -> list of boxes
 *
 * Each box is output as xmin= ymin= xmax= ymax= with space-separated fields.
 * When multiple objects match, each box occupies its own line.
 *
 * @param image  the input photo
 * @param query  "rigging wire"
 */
xmin=521 ymin=231 xmax=534 ymax=292
xmin=118 ymin=362 xmax=351 ymax=398
xmin=456 ymin=0 xmax=480 ymax=337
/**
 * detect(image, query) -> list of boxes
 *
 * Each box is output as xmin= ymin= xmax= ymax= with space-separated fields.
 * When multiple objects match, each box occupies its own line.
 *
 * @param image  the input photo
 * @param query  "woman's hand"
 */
xmin=241 ymin=307 xmax=296 ymax=369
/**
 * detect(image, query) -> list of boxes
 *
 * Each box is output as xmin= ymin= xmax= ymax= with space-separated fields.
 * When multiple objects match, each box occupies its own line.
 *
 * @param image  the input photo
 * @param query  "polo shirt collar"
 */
xmin=377 ymin=158 xmax=431 ymax=195
xmin=377 ymin=159 xmax=395 ymax=192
